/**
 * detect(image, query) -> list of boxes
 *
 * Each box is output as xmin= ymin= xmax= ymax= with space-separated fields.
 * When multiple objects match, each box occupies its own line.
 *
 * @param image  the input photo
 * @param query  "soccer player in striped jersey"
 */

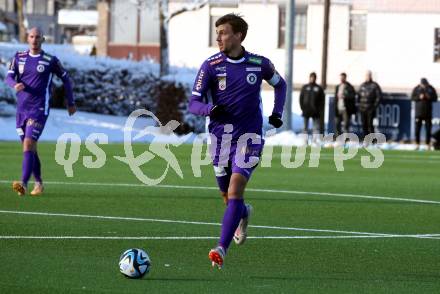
xmin=5 ymin=27 xmax=76 ymax=196
xmin=188 ymin=14 xmax=286 ymax=268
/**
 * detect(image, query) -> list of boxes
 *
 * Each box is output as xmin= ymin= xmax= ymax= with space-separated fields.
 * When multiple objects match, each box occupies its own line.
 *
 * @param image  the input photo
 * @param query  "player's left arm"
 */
xmin=262 ymin=58 xmax=286 ymax=128
xmin=374 ymin=82 xmax=383 ymax=109
xmin=52 ymin=56 xmax=76 ymax=116
xmin=5 ymin=54 xmax=20 ymax=89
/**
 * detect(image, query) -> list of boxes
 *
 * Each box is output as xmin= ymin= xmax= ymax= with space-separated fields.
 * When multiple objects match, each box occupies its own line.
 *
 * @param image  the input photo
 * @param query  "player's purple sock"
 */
xmin=241 ymin=203 xmax=248 ymax=218
xmin=218 ymin=198 xmax=245 ymax=252
xmin=33 ymin=152 xmax=42 ymax=183
xmin=21 ymin=151 xmax=35 ymax=186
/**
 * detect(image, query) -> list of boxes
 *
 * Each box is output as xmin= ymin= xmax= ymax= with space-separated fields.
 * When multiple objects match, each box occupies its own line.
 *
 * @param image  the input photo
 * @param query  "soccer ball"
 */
xmin=118 ymin=248 xmax=151 ymax=278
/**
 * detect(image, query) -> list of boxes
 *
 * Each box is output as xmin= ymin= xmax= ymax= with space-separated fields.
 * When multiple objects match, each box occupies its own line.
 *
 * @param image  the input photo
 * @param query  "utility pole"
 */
xmin=15 ymin=0 xmax=26 ymax=42
xmin=321 ymin=0 xmax=330 ymax=89
xmin=283 ymin=0 xmax=295 ymax=131
xmin=159 ymin=0 xmax=169 ymax=76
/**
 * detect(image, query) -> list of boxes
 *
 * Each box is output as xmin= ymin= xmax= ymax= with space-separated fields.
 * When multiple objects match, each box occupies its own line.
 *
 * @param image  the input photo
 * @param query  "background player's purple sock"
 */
xmin=216 ymin=175 xmax=230 ymax=195
xmin=33 ymin=152 xmax=42 ymax=183
xmin=219 ymin=198 xmax=245 ymax=252
xmin=21 ymin=151 xmax=35 ymax=186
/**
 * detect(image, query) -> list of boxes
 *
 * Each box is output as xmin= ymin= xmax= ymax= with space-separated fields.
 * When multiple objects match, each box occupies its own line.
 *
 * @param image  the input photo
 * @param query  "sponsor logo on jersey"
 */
xmin=248 ymin=57 xmax=262 ymax=65
xmin=246 ymin=73 xmax=257 ymax=85
xmin=38 ymin=60 xmax=50 ymax=66
xmin=37 ymin=64 xmax=45 ymax=73
xmin=210 ymin=58 xmax=223 ymax=66
xmin=246 ymin=67 xmax=261 ymax=72
xmin=195 ymin=70 xmax=204 ymax=91
xmin=218 ymin=76 xmax=226 ymax=90
xmin=18 ymin=64 xmax=24 ymax=74
xmin=215 ymin=66 xmax=226 ymax=72
xmin=43 ymin=54 xmax=52 ymax=61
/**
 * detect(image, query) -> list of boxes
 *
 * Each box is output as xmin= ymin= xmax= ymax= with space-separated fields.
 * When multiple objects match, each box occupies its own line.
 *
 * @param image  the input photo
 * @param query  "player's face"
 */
xmin=216 ymin=23 xmax=242 ymax=54
xmin=365 ymin=71 xmax=372 ymax=82
xmin=27 ymin=29 xmax=44 ymax=51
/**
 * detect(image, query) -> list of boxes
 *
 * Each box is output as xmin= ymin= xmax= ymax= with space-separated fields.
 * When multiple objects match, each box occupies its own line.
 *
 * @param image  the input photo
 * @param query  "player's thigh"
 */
xmin=24 ymin=118 xmax=46 ymax=140
xmin=23 ymin=118 xmax=46 ymax=151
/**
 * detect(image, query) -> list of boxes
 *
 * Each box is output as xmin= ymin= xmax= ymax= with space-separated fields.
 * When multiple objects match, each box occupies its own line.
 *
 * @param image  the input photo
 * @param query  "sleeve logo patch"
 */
xmin=248 ymin=57 xmax=262 ymax=65
xmin=195 ymin=70 xmax=205 ymax=91
xmin=210 ymin=58 xmax=223 ymax=66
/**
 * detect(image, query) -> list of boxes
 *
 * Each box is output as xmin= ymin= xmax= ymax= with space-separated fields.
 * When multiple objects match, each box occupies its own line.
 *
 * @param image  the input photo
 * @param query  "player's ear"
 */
xmin=42 ymin=36 xmax=46 ymax=43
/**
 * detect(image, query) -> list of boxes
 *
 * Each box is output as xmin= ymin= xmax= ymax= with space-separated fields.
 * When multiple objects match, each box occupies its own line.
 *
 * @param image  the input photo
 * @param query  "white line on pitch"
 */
xmin=0 ymin=210 xmax=439 ymax=239
xmin=0 ymin=235 xmax=438 ymax=240
xmin=1 ymin=180 xmax=438 ymax=205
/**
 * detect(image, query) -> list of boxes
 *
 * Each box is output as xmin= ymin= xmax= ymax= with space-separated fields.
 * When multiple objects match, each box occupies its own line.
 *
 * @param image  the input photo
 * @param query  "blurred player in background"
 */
xmin=411 ymin=78 xmax=438 ymax=150
xmin=188 ymin=14 xmax=286 ymax=268
xmin=5 ymin=27 xmax=76 ymax=196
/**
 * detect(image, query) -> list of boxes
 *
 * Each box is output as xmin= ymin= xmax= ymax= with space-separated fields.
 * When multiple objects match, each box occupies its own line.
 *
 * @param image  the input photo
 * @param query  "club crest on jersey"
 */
xmin=246 ymin=73 xmax=257 ymax=85
xmin=37 ymin=64 xmax=45 ymax=73
xmin=218 ymin=76 xmax=226 ymax=90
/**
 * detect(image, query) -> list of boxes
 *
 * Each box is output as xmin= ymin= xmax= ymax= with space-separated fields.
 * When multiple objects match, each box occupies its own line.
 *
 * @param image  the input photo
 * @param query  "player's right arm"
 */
xmin=188 ymin=61 xmax=214 ymax=116
xmin=5 ymin=53 xmax=24 ymax=91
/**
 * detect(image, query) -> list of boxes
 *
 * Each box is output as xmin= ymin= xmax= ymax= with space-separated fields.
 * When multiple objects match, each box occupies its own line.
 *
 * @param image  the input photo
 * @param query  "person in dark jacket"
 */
xmin=300 ymin=72 xmax=325 ymax=135
xmin=334 ymin=72 xmax=356 ymax=137
xmin=357 ymin=71 xmax=382 ymax=139
xmin=411 ymin=78 xmax=438 ymax=149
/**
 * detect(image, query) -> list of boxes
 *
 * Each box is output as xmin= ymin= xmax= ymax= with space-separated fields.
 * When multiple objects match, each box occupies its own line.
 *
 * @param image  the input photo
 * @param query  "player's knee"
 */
xmin=227 ymin=184 xmax=245 ymax=199
xmin=23 ymin=138 xmax=36 ymax=152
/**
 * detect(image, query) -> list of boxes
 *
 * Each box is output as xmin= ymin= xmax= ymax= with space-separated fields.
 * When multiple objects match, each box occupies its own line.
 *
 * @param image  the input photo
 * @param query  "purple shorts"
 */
xmin=211 ymin=140 xmax=264 ymax=193
xmin=16 ymin=117 xmax=47 ymax=141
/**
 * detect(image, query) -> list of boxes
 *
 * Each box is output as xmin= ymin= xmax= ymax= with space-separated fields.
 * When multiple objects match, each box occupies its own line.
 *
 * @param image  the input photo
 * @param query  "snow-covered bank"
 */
xmin=0 ymin=109 xmax=429 ymax=151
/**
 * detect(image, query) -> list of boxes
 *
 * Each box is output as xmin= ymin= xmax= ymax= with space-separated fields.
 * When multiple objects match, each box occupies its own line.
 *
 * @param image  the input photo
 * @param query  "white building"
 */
xmin=167 ymin=0 xmax=440 ymax=92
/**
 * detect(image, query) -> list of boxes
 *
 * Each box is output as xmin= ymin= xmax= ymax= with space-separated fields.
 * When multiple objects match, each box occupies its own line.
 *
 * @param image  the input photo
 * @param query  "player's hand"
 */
xmin=269 ymin=113 xmax=283 ymax=128
xmin=14 ymin=83 xmax=25 ymax=92
xmin=67 ymin=105 xmax=77 ymax=116
xmin=210 ymin=104 xmax=227 ymax=119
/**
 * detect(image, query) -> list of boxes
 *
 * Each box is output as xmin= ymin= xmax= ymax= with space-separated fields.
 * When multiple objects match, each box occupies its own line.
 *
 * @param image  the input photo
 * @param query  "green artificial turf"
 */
xmin=0 ymin=141 xmax=439 ymax=293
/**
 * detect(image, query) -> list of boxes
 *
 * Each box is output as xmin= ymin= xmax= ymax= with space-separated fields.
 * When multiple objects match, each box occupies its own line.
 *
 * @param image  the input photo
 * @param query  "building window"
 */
xmin=33 ymin=1 xmax=47 ymax=15
xmin=209 ymin=15 xmax=221 ymax=47
xmin=140 ymin=2 xmax=159 ymax=44
xmin=278 ymin=6 xmax=307 ymax=49
xmin=0 ymin=0 xmax=6 ymax=11
xmin=0 ymin=0 xmax=14 ymax=12
xmin=209 ymin=6 xmax=237 ymax=47
xmin=349 ymin=12 xmax=367 ymax=51
xmin=435 ymin=28 xmax=440 ymax=62
xmin=110 ymin=0 xmax=138 ymax=44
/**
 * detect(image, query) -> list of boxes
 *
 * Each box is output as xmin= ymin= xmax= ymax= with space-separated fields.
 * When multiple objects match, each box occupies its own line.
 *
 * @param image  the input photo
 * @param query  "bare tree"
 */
xmin=160 ymin=0 xmax=208 ymax=76
xmin=131 ymin=0 xmax=208 ymax=76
